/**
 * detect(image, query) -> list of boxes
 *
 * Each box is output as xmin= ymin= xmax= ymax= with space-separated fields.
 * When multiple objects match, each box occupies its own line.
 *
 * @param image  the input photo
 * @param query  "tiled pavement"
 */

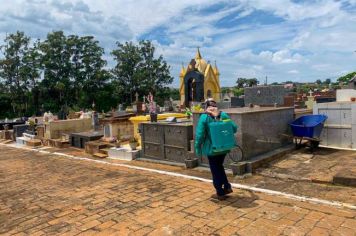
xmin=0 ymin=145 xmax=355 ymax=236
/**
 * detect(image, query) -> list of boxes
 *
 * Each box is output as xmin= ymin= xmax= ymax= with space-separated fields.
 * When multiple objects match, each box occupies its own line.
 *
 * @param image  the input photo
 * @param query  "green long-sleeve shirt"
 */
xmin=194 ymin=112 xmax=238 ymax=157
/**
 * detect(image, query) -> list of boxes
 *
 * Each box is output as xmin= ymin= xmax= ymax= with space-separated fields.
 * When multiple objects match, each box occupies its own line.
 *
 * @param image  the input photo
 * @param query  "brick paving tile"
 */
xmin=216 ymin=224 xmax=240 ymax=236
xmin=79 ymin=219 xmax=102 ymax=231
xmin=285 ymin=211 xmax=308 ymax=222
xmin=129 ymin=226 xmax=154 ymax=235
xmin=305 ymin=211 xmax=328 ymax=221
xmin=276 ymin=218 xmax=296 ymax=227
xmin=331 ymin=227 xmax=356 ymax=236
xmin=194 ymin=225 xmax=217 ymax=235
xmin=283 ymin=225 xmax=311 ymax=236
xmin=316 ymin=215 xmax=346 ymax=230
xmin=0 ymin=145 xmax=355 ymax=236
xmin=295 ymin=218 xmax=319 ymax=230
xmin=341 ymin=218 xmax=356 ymax=230
xmin=308 ymin=227 xmax=330 ymax=236
xmin=95 ymin=220 xmax=116 ymax=230
xmin=176 ymin=224 xmax=199 ymax=235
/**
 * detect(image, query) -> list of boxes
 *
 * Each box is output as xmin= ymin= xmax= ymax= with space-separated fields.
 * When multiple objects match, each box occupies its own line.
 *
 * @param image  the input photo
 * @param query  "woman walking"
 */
xmin=195 ymin=99 xmax=238 ymax=200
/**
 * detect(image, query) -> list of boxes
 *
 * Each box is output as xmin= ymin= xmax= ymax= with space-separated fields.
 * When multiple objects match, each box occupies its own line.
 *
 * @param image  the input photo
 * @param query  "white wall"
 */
xmin=336 ymin=89 xmax=356 ymax=102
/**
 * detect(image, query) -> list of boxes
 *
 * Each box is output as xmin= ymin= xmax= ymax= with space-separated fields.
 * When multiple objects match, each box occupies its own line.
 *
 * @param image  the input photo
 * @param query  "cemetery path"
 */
xmin=0 ymin=145 xmax=355 ymax=235
xmin=35 ymin=144 xmax=356 ymax=206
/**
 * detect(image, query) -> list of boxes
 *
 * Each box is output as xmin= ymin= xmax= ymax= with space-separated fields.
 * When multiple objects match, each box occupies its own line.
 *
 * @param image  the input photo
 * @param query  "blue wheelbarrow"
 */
xmin=288 ymin=114 xmax=328 ymax=151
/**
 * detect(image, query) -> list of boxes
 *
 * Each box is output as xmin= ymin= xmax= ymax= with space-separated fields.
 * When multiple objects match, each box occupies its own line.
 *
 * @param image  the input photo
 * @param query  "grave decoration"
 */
xmin=148 ymin=92 xmax=157 ymax=122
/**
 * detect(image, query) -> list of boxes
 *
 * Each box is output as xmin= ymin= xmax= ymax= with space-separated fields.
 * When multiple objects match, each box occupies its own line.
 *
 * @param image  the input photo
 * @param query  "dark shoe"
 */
xmin=217 ymin=195 xmax=227 ymax=201
xmin=211 ymin=194 xmax=227 ymax=201
xmin=224 ymin=188 xmax=233 ymax=195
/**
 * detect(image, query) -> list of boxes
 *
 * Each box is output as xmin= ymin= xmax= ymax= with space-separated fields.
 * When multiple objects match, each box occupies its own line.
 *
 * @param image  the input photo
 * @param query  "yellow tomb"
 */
xmin=179 ymin=48 xmax=221 ymax=107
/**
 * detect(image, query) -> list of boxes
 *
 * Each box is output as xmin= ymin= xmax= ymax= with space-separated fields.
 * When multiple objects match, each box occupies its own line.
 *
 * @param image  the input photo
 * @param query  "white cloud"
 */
xmin=240 ymin=0 xmax=342 ymax=21
xmin=288 ymin=70 xmax=299 ymax=74
xmin=0 ymin=0 xmax=355 ymax=87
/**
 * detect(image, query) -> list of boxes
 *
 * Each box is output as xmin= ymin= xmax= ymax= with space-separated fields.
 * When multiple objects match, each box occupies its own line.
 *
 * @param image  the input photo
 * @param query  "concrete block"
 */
xmin=353 ymin=125 xmax=356 ymax=149
xmin=16 ymin=137 xmax=29 ymax=146
xmin=44 ymin=118 xmax=92 ymax=139
xmin=352 ymin=104 xmax=356 ymax=125
xmin=340 ymin=128 xmax=352 ymax=149
xmin=185 ymin=158 xmax=199 ymax=169
xmin=26 ymin=139 xmax=42 ymax=147
xmin=320 ymin=128 xmax=328 ymax=146
xmin=190 ymin=140 xmax=194 ymax=152
xmin=327 ymin=128 xmax=341 ymax=147
xmin=85 ymin=141 xmax=108 ymax=155
xmin=324 ymin=109 xmax=341 ymax=126
xmin=23 ymin=133 xmax=36 ymax=140
xmin=107 ymin=147 xmax=138 ymax=161
xmin=244 ymin=86 xmax=287 ymax=106
xmin=4 ymin=130 xmax=12 ymax=140
xmin=230 ymin=162 xmax=246 ymax=175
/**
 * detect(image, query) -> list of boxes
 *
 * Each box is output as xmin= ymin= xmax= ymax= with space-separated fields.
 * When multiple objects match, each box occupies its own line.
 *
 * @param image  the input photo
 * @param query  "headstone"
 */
xmin=164 ymin=100 xmax=174 ymax=112
xmin=92 ymin=111 xmax=100 ymax=131
xmin=58 ymin=109 xmax=67 ymax=120
xmin=13 ymin=124 xmax=29 ymax=140
xmin=132 ymin=104 xmax=138 ymax=112
xmin=104 ymin=124 xmax=111 ymax=138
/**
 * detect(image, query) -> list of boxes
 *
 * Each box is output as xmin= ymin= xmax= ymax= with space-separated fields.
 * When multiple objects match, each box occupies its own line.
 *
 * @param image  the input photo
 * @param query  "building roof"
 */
xmin=195 ymin=48 xmax=208 ymax=73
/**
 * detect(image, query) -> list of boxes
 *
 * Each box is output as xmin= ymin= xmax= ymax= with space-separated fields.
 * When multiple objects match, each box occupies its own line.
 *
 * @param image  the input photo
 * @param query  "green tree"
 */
xmin=247 ymin=78 xmax=259 ymax=87
xmin=337 ymin=72 xmax=356 ymax=84
xmin=111 ymin=40 xmax=173 ymax=105
xmin=168 ymin=88 xmax=180 ymax=101
xmin=324 ymin=78 xmax=331 ymax=84
xmin=38 ymin=31 xmax=110 ymax=112
xmin=236 ymin=77 xmax=259 ymax=88
xmin=0 ymin=83 xmax=12 ymax=118
xmin=236 ymin=78 xmax=247 ymax=88
xmin=315 ymin=79 xmax=322 ymax=85
xmin=0 ymin=31 xmax=40 ymax=116
xmin=221 ymin=87 xmax=231 ymax=94
xmin=232 ymin=87 xmax=244 ymax=97
xmin=39 ymin=31 xmax=72 ymax=111
xmin=66 ymin=35 xmax=109 ymax=110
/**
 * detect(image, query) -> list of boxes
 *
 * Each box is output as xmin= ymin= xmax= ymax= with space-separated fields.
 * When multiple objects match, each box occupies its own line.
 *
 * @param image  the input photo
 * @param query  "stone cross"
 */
xmin=309 ymin=90 xmax=313 ymax=96
xmin=135 ymin=92 xmax=139 ymax=102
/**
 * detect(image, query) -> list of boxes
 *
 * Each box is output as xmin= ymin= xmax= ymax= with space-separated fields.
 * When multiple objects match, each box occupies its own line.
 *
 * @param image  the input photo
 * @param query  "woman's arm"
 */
xmin=194 ymin=114 xmax=207 ymax=156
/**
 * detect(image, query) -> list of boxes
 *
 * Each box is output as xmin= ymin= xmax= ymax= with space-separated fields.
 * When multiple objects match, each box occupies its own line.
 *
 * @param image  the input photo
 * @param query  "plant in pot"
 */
xmin=28 ymin=120 xmax=36 ymax=135
xmin=184 ymin=107 xmax=193 ymax=119
xmin=129 ymin=137 xmax=138 ymax=150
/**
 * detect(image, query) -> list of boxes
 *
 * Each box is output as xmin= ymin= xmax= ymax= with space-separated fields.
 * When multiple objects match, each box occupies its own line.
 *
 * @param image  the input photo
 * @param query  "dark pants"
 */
xmin=208 ymin=154 xmax=231 ymax=196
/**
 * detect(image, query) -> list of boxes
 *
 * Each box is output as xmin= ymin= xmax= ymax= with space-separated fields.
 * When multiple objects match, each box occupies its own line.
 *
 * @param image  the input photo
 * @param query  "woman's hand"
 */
xmin=206 ymin=106 xmax=219 ymax=117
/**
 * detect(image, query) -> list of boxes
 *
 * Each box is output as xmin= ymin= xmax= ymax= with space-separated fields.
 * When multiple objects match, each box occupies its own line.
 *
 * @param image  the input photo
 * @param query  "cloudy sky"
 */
xmin=1 ymin=0 xmax=356 ymax=87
